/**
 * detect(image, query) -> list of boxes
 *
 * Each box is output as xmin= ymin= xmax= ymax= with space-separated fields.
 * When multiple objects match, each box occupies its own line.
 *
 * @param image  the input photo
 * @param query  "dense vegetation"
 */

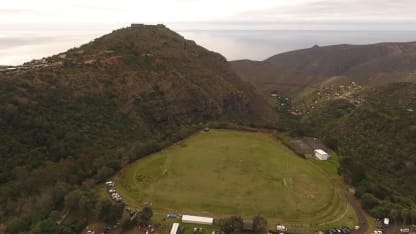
xmin=300 ymin=83 xmax=416 ymax=219
xmin=0 ymin=24 xmax=276 ymax=232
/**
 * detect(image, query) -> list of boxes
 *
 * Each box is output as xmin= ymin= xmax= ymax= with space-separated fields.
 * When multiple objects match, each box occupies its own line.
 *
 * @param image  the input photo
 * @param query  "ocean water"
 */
xmin=2 ymin=29 xmax=416 ymax=65
xmin=180 ymin=30 xmax=416 ymax=61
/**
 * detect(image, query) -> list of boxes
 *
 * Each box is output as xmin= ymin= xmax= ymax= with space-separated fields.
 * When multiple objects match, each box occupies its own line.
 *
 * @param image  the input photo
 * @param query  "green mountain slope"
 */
xmin=301 ymin=82 xmax=416 ymax=217
xmin=0 ymin=24 xmax=277 ymax=232
xmin=230 ymin=60 xmax=318 ymax=96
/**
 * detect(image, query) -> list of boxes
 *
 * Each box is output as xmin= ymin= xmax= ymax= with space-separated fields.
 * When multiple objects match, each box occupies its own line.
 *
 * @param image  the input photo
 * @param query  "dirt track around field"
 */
xmin=344 ymin=189 xmax=369 ymax=234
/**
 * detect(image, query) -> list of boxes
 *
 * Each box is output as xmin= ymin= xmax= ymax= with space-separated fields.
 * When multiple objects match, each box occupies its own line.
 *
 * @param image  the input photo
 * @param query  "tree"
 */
xmin=52 ymin=182 xmax=71 ymax=205
xmin=410 ymin=208 xmax=416 ymax=225
xmin=219 ymin=216 xmax=243 ymax=234
xmin=5 ymin=217 xmax=30 ymax=234
xmin=49 ymin=210 xmax=61 ymax=222
xmin=252 ymin=216 xmax=268 ymax=234
xmin=78 ymin=193 xmax=96 ymax=216
xmin=389 ymin=209 xmax=399 ymax=223
xmin=137 ymin=205 xmax=153 ymax=225
xmin=32 ymin=218 xmax=62 ymax=234
xmin=64 ymin=189 xmax=82 ymax=210
xmin=64 ymin=189 xmax=97 ymax=216
xmin=121 ymin=217 xmax=137 ymax=232
xmin=401 ymin=209 xmax=409 ymax=226
xmin=97 ymin=199 xmax=124 ymax=224
xmin=361 ymin=193 xmax=379 ymax=210
xmin=95 ymin=166 xmax=115 ymax=182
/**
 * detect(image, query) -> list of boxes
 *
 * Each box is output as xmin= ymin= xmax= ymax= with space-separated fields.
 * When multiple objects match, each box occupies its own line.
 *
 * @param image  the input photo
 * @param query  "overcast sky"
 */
xmin=1 ymin=0 xmax=416 ymax=64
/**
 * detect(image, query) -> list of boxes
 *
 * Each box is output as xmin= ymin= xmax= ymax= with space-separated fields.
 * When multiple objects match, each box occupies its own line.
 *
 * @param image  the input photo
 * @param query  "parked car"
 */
xmin=167 ymin=213 xmax=177 ymax=218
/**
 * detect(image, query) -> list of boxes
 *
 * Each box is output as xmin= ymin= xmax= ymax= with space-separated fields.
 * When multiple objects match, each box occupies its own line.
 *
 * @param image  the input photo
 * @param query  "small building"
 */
xmin=181 ymin=215 xmax=213 ymax=225
xmin=383 ymin=217 xmax=390 ymax=226
xmin=314 ymin=149 xmax=329 ymax=160
xmin=131 ymin=23 xmax=144 ymax=27
xmin=170 ymin=223 xmax=179 ymax=234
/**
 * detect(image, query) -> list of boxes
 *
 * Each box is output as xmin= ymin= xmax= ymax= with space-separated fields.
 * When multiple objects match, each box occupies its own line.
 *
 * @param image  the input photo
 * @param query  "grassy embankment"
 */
xmin=114 ymin=129 xmax=357 ymax=233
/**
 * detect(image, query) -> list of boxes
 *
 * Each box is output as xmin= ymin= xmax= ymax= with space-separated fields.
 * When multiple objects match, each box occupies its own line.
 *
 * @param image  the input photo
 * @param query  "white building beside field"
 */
xmin=181 ymin=215 xmax=214 ymax=225
xmin=314 ymin=149 xmax=329 ymax=160
xmin=170 ymin=223 xmax=179 ymax=234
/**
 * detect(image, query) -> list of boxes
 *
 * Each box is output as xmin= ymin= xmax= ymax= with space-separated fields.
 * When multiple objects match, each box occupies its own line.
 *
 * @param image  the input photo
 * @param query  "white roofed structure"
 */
xmin=181 ymin=215 xmax=214 ymax=225
xmin=314 ymin=149 xmax=329 ymax=160
xmin=384 ymin=218 xmax=390 ymax=226
xmin=170 ymin=223 xmax=179 ymax=234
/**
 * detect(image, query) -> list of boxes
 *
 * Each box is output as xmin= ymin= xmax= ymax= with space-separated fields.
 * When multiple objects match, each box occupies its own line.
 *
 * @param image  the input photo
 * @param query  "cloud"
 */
xmin=0 ymin=36 xmax=55 ymax=49
xmin=71 ymin=3 xmax=127 ymax=12
xmin=2 ymin=0 xmax=416 ymax=25
xmin=0 ymin=8 xmax=26 ymax=14
xmin=239 ymin=0 xmax=416 ymax=22
xmin=1 ymin=0 xmax=416 ymax=64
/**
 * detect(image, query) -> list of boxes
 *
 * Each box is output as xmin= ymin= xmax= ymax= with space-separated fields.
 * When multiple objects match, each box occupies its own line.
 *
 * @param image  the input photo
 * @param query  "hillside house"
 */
xmin=314 ymin=149 xmax=329 ymax=160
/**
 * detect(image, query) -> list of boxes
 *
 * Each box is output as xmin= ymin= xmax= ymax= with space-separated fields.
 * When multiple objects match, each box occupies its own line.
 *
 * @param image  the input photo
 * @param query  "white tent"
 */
xmin=170 ymin=223 xmax=179 ymax=234
xmin=181 ymin=215 xmax=213 ymax=225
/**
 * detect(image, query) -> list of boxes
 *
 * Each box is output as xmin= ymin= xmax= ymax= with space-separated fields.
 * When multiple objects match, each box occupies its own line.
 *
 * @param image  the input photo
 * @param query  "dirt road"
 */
xmin=344 ymin=189 xmax=369 ymax=234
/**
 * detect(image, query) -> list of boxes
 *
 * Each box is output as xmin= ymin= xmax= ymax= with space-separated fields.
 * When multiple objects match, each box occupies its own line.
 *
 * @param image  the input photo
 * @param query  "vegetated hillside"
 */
xmin=230 ymin=60 xmax=318 ymax=96
xmin=0 ymin=24 xmax=277 ymax=232
xmin=231 ymin=41 xmax=416 ymax=97
xmin=302 ymin=82 xmax=416 ymax=218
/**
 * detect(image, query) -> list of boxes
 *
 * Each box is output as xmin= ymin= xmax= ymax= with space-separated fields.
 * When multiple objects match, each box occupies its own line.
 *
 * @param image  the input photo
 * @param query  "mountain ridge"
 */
xmin=231 ymin=41 xmax=416 ymax=96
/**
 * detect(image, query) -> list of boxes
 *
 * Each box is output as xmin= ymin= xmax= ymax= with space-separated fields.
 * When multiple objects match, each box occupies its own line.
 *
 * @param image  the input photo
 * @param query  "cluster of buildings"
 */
xmin=167 ymin=214 xmax=288 ymax=234
xmin=168 ymin=215 xmax=214 ymax=234
xmin=271 ymin=82 xmax=363 ymax=117
xmin=0 ymin=47 xmax=116 ymax=76
xmin=0 ymin=58 xmax=63 ymax=74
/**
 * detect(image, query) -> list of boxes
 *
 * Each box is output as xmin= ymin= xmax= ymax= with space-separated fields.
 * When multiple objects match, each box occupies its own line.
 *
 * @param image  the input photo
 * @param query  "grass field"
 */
xmin=115 ymin=129 xmax=356 ymax=232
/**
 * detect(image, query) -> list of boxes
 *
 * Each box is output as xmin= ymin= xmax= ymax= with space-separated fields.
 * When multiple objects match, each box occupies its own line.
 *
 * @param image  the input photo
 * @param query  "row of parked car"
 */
xmin=105 ymin=181 xmax=123 ymax=203
xmin=324 ymin=226 xmax=352 ymax=234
